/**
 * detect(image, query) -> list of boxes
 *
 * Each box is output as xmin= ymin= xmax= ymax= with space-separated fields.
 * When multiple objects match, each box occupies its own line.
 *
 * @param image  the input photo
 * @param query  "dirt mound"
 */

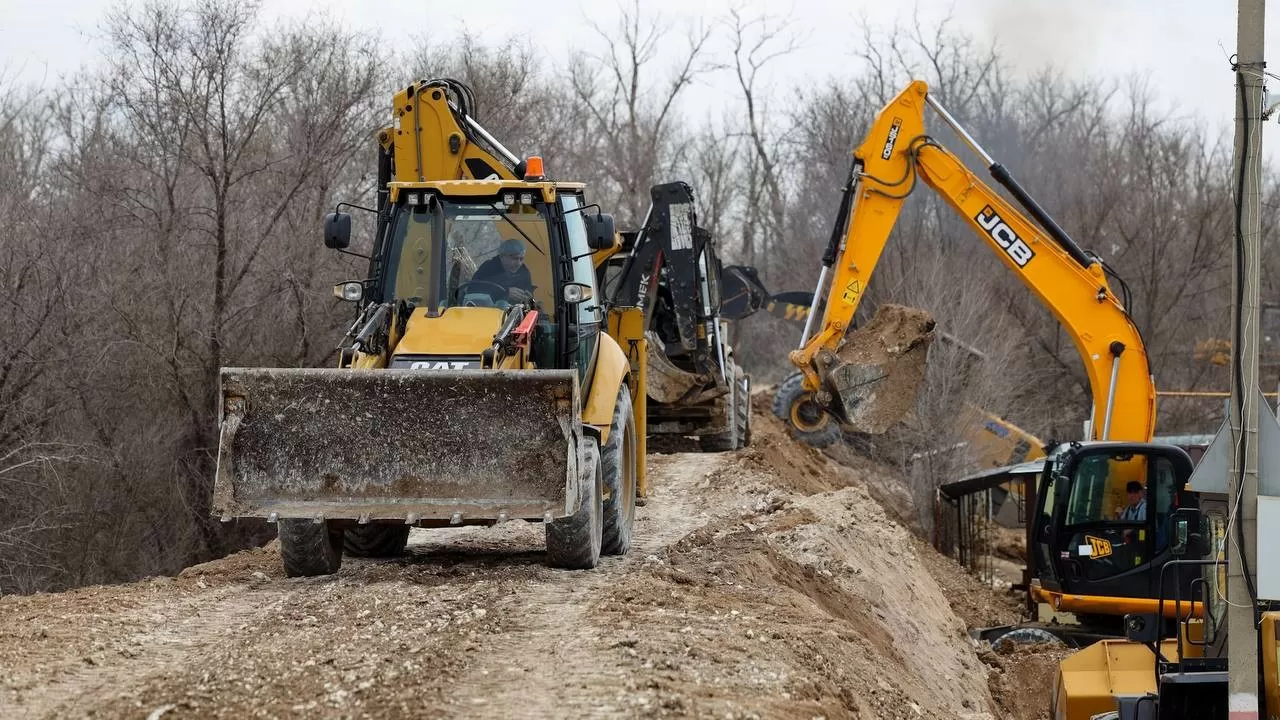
xmin=830 ymin=304 xmax=936 ymax=434
xmin=747 ymin=388 xmax=917 ymax=527
xmin=0 ymin=391 xmax=1045 ymax=720
xmin=983 ymin=642 xmax=1074 ymax=720
xmin=597 ymin=480 xmax=996 ymax=719
xmin=909 ymin=535 xmax=1024 ymax=630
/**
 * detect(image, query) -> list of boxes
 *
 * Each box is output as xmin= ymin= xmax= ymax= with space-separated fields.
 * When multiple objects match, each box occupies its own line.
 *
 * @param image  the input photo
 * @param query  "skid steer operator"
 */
xmin=472 ymin=238 xmax=534 ymax=303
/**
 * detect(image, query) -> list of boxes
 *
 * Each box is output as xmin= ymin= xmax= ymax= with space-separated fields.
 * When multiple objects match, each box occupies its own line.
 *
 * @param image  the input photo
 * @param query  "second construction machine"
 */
xmin=781 ymin=78 xmax=1209 ymax=627
xmin=601 ymin=181 xmax=753 ymax=452
xmin=210 ymin=79 xmax=643 ymax=575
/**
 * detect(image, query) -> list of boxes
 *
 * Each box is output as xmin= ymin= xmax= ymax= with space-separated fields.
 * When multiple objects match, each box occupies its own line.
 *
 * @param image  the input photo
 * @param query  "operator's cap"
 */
xmin=499 ymin=239 xmax=525 ymax=256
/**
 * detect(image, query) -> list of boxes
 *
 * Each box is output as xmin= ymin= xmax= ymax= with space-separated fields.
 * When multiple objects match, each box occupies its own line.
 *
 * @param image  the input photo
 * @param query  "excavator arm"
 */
xmin=789 ymin=80 xmax=1156 ymax=443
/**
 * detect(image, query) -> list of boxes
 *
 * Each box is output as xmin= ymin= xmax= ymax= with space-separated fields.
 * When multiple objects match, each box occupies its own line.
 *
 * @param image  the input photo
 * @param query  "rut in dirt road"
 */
xmin=1 ymin=408 xmax=1007 ymax=719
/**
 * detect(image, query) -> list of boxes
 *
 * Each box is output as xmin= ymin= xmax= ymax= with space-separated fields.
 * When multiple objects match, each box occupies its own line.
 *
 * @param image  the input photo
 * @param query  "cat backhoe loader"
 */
xmin=211 ymin=79 xmax=641 ymax=575
xmin=785 ymin=79 xmax=1215 ymax=626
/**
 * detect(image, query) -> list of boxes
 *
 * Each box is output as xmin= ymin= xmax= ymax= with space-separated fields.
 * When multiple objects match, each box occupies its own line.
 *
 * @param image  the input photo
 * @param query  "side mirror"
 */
xmin=325 ymin=212 xmax=352 ymax=250
xmin=563 ymin=282 xmax=594 ymax=305
xmin=584 ymin=212 xmax=616 ymax=250
xmin=333 ymin=281 xmax=364 ymax=303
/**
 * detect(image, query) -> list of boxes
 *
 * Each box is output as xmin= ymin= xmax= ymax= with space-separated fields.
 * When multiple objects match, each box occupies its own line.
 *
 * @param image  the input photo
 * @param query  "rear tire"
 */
xmin=546 ymin=438 xmax=603 ymax=569
xmin=699 ymin=364 xmax=739 ymax=452
xmin=279 ymin=519 xmax=344 ymax=577
xmin=343 ymin=524 xmax=410 ymax=558
xmin=735 ymin=366 xmax=752 ymax=449
xmin=772 ymin=371 xmax=841 ymax=448
xmin=601 ymin=387 xmax=637 ymax=556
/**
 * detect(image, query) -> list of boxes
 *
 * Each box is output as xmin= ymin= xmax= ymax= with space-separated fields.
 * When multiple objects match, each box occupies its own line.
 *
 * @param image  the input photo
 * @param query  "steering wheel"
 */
xmin=454 ymin=279 xmax=510 ymax=303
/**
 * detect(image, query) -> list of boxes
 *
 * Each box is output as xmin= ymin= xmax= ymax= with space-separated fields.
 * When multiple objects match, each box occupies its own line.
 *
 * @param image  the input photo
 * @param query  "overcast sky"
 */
xmin=3 ymin=0 xmax=1279 ymax=157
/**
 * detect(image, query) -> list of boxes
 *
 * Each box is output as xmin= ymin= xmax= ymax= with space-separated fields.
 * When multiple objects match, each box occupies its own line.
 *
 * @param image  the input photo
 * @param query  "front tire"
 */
xmin=343 ymin=524 xmax=410 ymax=558
xmin=735 ymin=366 xmax=752 ymax=449
xmin=279 ymin=519 xmax=344 ymax=577
xmin=546 ymin=438 xmax=603 ymax=569
xmin=601 ymin=387 xmax=638 ymax=556
xmin=699 ymin=364 xmax=740 ymax=452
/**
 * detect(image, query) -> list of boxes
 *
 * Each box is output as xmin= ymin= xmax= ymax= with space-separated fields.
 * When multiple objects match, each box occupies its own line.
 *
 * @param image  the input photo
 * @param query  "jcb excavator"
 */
xmin=781 ymin=79 xmax=1211 ymax=627
xmin=211 ymin=79 xmax=643 ymax=575
xmin=601 ymin=181 xmax=752 ymax=451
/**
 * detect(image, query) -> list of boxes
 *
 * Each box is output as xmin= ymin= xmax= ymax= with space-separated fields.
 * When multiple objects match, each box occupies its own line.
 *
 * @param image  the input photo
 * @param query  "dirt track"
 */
xmin=0 ymin=406 xmax=1036 ymax=720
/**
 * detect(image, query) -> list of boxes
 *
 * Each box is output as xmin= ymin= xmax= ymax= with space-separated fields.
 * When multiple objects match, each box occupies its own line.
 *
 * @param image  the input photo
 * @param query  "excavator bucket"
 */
xmin=719 ymin=265 xmax=771 ymax=320
xmin=825 ymin=304 xmax=936 ymax=434
xmin=212 ymin=368 xmax=583 ymax=523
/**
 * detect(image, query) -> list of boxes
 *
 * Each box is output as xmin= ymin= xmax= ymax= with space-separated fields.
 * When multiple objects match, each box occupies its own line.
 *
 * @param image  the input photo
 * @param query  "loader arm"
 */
xmin=791 ymin=79 xmax=1155 ymax=443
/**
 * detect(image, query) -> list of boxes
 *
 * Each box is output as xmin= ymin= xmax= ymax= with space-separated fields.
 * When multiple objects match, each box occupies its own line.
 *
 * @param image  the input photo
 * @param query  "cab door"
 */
xmin=1032 ymin=466 xmax=1063 ymax=593
xmin=559 ymin=192 xmax=602 ymax=386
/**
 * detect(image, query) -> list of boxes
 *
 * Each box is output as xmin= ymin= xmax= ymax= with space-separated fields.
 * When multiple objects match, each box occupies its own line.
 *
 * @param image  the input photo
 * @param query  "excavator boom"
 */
xmin=789 ymin=79 xmax=1156 ymax=444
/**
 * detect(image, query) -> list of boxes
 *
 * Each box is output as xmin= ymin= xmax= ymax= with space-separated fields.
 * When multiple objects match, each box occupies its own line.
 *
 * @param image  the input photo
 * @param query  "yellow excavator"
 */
xmin=804 ymin=79 xmax=1280 ymax=719
xmin=781 ymin=78 xmax=1217 ymax=623
xmin=211 ymin=79 xmax=643 ymax=575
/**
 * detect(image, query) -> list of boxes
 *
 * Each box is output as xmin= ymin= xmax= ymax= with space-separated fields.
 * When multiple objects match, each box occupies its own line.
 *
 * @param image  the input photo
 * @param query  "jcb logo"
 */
xmin=409 ymin=361 xmax=472 ymax=370
xmin=881 ymin=118 xmax=903 ymax=160
xmin=975 ymin=206 xmax=1034 ymax=267
xmin=1084 ymin=535 xmax=1113 ymax=559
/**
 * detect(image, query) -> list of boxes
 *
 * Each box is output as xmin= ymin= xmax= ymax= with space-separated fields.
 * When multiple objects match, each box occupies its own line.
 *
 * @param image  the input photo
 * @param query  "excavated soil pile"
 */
xmin=0 ymin=395 xmax=1041 ymax=720
xmin=596 ymin=409 xmax=998 ymax=719
xmin=831 ymin=304 xmax=936 ymax=434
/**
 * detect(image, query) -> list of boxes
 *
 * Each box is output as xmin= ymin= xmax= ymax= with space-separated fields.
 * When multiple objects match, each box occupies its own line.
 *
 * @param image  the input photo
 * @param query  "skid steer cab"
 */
xmin=213 ymin=176 xmax=644 ymax=576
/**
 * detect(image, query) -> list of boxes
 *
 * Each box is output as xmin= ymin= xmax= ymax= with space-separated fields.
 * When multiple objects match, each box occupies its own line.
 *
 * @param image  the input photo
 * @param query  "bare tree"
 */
xmin=565 ymin=0 xmax=713 ymax=224
xmin=721 ymin=7 xmax=801 ymax=274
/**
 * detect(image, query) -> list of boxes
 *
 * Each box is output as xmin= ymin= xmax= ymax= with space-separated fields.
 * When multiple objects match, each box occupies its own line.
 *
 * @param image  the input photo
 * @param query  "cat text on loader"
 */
xmin=601 ymin=181 xmax=752 ymax=452
xmin=212 ymin=85 xmax=641 ymax=576
xmin=786 ymin=80 xmax=1224 ymax=628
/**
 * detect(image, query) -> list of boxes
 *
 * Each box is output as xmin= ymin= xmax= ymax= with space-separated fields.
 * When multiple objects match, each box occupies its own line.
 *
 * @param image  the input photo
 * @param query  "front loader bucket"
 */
xmin=826 ymin=304 xmax=935 ymax=434
xmin=212 ymin=368 xmax=582 ymax=524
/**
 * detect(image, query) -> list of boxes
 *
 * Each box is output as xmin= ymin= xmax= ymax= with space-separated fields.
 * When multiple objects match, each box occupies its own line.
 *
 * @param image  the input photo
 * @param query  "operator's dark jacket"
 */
xmin=472 ymin=257 xmax=533 ymax=295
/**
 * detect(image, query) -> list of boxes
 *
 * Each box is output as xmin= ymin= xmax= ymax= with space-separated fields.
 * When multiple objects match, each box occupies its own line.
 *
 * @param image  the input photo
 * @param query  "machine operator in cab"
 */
xmin=472 ymin=238 xmax=534 ymax=304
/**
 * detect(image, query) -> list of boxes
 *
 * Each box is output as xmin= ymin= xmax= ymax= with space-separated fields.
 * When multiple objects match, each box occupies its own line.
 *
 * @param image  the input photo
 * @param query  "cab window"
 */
xmin=560 ymin=193 xmax=601 ymax=325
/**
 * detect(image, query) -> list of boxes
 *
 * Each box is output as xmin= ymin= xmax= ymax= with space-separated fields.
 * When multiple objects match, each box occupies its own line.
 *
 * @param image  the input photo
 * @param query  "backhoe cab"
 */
xmin=211 ymin=79 xmax=641 ymax=577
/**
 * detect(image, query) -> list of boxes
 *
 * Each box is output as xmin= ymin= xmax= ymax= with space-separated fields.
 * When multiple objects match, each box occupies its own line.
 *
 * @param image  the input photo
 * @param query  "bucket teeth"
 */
xmin=267 ymin=512 xmax=279 ymax=523
xmin=404 ymin=514 xmax=419 ymax=526
xmin=497 ymin=511 xmax=509 ymax=524
xmin=450 ymin=512 xmax=463 ymax=525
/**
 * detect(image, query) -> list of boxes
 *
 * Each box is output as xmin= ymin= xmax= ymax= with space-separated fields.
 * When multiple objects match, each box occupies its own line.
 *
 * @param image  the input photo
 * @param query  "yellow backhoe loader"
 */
xmin=211 ymin=79 xmax=642 ymax=575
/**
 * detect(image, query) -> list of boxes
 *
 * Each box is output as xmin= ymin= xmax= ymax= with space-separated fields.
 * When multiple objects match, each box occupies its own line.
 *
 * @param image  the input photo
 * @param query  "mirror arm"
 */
xmin=337 ymin=201 xmax=378 ymax=215
xmin=335 ymin=248 xmax=371 ymax=260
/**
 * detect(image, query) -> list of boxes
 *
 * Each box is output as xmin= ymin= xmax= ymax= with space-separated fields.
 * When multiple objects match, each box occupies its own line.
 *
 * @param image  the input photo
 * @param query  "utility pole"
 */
xmin=1229 ymin=0 xmax=1263 ymax=716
